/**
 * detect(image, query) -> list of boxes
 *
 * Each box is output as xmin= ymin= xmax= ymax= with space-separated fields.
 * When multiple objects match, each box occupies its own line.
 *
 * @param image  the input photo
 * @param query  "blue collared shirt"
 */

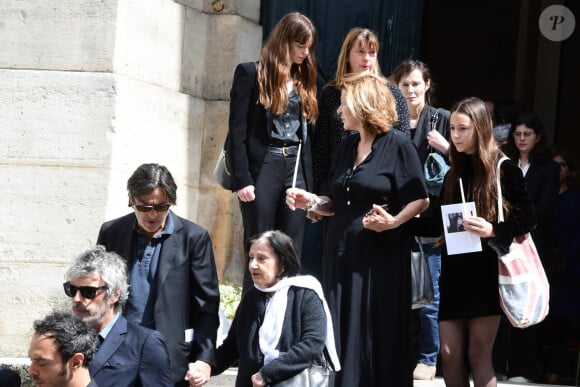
xmin=125 ymin=212 xmax=174 ymax=329
xmin=99 ymin=312 xmax=121 ymax=341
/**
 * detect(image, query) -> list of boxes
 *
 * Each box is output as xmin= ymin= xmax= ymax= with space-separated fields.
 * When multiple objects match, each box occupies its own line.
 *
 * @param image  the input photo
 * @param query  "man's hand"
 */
xmin=184 ymin=360 xmax=211 ymax=387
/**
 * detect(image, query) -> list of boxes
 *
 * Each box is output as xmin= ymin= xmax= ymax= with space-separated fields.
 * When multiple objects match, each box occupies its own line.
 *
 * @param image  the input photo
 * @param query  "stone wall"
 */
xmin=0 ymin=0 xmax=261 ymax=359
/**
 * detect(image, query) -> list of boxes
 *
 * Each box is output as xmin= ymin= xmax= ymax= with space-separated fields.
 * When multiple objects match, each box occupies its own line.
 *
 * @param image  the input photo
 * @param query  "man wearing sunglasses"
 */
xmin=96 ymin=163 xmax=219 ymax=387
xmin=64 ymin=246 xmax=173 ymax=386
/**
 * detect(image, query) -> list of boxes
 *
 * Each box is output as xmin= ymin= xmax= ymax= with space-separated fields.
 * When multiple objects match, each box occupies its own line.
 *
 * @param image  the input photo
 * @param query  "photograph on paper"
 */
xmin=441 ymin=202 xmax=483 ymax=255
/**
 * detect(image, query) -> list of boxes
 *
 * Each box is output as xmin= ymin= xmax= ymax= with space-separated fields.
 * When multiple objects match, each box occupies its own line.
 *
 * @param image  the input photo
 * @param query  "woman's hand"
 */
xmin=286 ymin=188 xmax=314 ymax=211
xmin=362 ymin=204 xmax=399 ymax=232
xmin=463 ymin=215 xmax=495 ymax=238
xmin=250 ymin=371 xmax=266 ymax=387
xmin=427 ymin=130 xmax=450 ymax=156
xmin=307 ymin=210 xmax=323 ymax=223
xmin=237 ymin=185 xmax=256 ymax=202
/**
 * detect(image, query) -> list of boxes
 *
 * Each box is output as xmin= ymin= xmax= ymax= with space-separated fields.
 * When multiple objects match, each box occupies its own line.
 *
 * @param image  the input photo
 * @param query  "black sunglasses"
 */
xmin=63 ymin=282 xmax=108 ymax=299
xmin=134 ymin=204 xmax=171 ymax=212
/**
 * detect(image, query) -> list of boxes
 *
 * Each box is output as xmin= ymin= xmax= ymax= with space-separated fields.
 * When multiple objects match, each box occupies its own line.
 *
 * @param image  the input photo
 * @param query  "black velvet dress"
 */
xmin=322 ymin=130 xmax=427 ymax=387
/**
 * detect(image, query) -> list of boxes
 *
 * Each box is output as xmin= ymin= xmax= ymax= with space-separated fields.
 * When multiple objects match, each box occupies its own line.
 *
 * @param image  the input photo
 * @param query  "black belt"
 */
xmin=267 ymin=145 xmax=299 ymax=157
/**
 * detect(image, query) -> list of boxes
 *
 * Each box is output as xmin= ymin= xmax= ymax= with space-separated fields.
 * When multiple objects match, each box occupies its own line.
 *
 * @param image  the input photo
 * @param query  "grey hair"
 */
xmin=65 ymin=246 xmax=129 ymax=312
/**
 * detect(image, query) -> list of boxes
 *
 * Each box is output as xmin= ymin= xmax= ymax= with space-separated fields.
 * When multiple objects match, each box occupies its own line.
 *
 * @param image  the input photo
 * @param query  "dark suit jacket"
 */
xmin=0 ymin=366 xmax=20 ymax=387
xmin=226 ymin=61 xmax=314 ymax=191
xmin=523 ymin=159 xmax=560 ymax=255
xmin=97 ymin=212 xmax=220 ymax=384
xmin=90 ymin=315 xmax=173 ymax=387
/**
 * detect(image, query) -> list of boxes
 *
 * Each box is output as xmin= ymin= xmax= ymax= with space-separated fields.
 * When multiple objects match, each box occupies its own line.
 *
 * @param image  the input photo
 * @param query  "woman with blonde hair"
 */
xmin=287 ymin=72 xmax=428 ymax=386
xmin=312 ymin=27 xmax=409 ymax=194
xmin=226 ymin=12 xmax=318 ymax=291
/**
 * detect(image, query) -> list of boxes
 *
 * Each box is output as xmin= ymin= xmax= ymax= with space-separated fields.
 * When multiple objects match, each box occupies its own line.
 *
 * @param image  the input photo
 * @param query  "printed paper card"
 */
xmin=441 ymin=202 xmax=483 ymax=255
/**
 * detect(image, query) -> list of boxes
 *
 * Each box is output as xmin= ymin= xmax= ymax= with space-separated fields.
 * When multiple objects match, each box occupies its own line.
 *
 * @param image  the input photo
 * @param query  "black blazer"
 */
xmin=523 ymin=159 xmax=560 ymax=254
xmin=226 ymin=62 xmax=314 ymax=191
xmin=97 ymin=212 xmax=220 ymax=384
xmin=90 ymin=315 xmax=173 ymax=387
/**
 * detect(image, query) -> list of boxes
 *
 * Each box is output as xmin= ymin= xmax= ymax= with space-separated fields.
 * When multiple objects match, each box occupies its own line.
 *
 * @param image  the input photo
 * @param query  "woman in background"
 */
xmin=392 ymin=59 xmax=450 ymax=381
xmin=494 ymin=112 xmax=559 ymax=382
xmin=542 ymin=148 xmax=580 ymax=384
xmin=312 ymin=27 xmax=409 ymax=194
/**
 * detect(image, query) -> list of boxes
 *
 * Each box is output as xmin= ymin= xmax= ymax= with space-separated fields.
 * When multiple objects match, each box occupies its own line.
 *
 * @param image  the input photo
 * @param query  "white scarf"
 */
xmin=256 ymin=275 xmax=341 ymax=371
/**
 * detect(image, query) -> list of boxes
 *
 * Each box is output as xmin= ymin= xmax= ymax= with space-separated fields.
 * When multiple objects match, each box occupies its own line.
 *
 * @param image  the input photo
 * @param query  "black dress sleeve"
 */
xmin=313 ymin=86 xmax=340 ymax=193
xmin=387 ymin=83 xmax=410 ymax=136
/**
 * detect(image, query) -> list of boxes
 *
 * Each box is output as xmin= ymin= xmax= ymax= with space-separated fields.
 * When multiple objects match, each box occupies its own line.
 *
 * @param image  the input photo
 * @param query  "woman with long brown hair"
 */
xmin=436 ymin=97 xmax=535 ymax=387
xmin=226 ymin=12 xmax=318 ymax=291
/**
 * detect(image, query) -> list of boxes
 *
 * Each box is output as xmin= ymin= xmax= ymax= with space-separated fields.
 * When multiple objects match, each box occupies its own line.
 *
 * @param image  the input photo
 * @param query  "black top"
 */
xmin=312 ymin=83 xmax=410 ymax=193
xmin=271 ymin=89 xmax=301 ymax=145
xmin=438 ymin=157 xmax=536 ymax=320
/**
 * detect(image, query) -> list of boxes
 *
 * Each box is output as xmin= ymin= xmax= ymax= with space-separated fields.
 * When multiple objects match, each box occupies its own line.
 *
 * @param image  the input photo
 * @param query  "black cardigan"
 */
xmin=213 ymin=286 xmax=327 ymax=387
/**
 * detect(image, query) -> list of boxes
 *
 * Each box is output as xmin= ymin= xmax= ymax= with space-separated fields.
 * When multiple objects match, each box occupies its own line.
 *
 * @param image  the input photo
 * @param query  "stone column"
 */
xmin=0 ymin=0 xmax=261 ymax=360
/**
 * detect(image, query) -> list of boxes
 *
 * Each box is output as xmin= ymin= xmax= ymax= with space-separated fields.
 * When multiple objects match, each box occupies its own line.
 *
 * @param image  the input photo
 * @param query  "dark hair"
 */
xmin=392 ymin=59 xmax=435 ymax=105
xmin=32 ymin=311 xmax=98 ymax=367
xmin=248 ymin=230 xmax=302 ymax=277
xmin=504 ymin=112 xmax=551 ymax=162
xmin=65 ymin=246 xmax=129 ymax=311
xmin=551 ymin=146 xmax=578 ymax=187
xmin=127 ymin=163 xmax=177 ymax=206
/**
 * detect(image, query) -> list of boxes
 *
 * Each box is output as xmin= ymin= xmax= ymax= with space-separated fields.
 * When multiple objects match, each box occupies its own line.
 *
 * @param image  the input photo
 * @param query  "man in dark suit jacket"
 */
xmin=65 ymin=246 xmax=173 ymax=387
xmin=96 ymin=163 xmax=219 ymax=387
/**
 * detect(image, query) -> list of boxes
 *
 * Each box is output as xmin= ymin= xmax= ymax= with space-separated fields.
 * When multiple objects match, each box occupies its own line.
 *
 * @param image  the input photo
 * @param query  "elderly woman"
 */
xmin=210 ymin=230 xmax=339 ymax=387
xmin=287 ymin=72 xmax=429 ymax=386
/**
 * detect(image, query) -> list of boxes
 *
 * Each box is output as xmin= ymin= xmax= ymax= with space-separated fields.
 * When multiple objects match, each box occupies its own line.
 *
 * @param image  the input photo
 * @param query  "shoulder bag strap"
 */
xmin=496 ymin=156 xmax=511 ymax=222
xmin=426 ymin=108 xmax=442 ymax=153
xmin=430 ymin=108 xmax=442 ymax=132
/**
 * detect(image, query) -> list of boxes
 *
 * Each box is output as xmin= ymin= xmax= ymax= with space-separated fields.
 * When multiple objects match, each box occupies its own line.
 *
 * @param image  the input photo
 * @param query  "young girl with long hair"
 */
xmin=436 ymin=97 xmax=535 ymax=387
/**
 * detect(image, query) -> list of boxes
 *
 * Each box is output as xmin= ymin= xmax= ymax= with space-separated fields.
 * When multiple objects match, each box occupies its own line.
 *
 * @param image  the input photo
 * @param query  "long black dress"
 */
xmin=322 ymin=130 xmax=427 ymax=387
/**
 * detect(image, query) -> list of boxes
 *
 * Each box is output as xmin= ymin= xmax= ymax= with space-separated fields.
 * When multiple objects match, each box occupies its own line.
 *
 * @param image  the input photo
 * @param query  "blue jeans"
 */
xmin=417 ymin=244 xmax=441 ymax=366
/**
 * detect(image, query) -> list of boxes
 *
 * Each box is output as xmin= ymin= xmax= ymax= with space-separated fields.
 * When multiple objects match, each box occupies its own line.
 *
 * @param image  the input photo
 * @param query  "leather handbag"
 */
xmin=495 ymin=157 xmax=550 ymax=328
xmin=213 ymin=145 xmax=233 ymax=191
xmin=273 ymin=364 xmax=330 ymax=387
xmin=411 ymin=237 xmax=434 ymax=309
xmin=424 ymin=108 xmax=450 ymax=196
